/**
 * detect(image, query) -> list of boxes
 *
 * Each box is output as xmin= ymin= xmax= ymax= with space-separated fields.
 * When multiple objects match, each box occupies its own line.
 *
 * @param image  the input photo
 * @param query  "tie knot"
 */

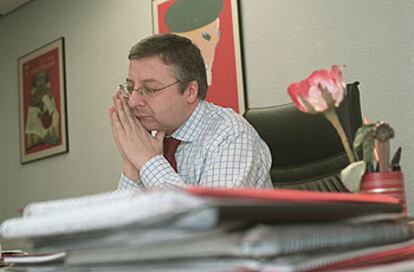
xmin=164 ymin=137 xmax=181 ymax=154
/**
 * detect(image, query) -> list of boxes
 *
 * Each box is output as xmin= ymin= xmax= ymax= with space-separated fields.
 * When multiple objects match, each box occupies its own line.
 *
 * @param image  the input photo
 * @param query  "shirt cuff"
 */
xmin=118 ymin=173 xmax=145 ymax=191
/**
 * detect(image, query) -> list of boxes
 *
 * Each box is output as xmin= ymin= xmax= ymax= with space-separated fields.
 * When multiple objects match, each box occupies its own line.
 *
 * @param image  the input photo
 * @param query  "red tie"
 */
xmin=163 ymin=137 xmax=181 ymax=172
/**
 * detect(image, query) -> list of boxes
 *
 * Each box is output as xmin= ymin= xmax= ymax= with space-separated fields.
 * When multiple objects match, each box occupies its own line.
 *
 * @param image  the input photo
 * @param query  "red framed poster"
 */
xmin=152 ymin=0 xmax=245 ymax=113
xmin=18 ymin=38 xmax=68 ymax=163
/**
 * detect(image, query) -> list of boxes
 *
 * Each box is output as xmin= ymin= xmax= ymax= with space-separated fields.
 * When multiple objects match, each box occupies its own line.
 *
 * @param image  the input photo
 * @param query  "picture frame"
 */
xmin=152 ymin=0 xmax=246 ymax=114
xmin=18 ymin=37 xmax=68 ymax=163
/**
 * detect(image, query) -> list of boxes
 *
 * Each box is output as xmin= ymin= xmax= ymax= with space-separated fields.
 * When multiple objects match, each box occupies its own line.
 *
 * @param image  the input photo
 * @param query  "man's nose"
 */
xmin=128 ymin=91 xmax=146 ymax=108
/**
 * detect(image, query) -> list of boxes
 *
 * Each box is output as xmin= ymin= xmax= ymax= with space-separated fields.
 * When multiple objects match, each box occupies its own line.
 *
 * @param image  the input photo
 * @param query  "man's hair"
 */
xmin=128 ymin=33 xmax=208 ymax=100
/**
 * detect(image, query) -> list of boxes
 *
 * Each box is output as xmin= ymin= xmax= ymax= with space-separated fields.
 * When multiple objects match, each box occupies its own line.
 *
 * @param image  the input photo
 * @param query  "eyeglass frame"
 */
xmin=118 ymin=79 xmax=181 ymax=98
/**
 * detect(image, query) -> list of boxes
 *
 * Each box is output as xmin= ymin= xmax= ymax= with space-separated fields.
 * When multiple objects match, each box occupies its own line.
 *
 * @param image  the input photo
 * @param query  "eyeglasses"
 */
xmin=118 ymin=80 xmax=180 ymax=99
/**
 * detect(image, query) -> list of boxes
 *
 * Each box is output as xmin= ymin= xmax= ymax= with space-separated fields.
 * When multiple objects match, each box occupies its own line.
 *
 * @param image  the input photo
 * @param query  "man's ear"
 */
xmin=184 ymin=81 xmax=199 ymax=104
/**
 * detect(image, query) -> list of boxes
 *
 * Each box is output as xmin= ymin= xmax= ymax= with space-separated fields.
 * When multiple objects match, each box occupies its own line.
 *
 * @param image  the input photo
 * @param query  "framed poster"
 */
xmin=18 ymin=37 xmax=68 ymax=163
xmin=152 ymin=0 xmax=246 ymax=114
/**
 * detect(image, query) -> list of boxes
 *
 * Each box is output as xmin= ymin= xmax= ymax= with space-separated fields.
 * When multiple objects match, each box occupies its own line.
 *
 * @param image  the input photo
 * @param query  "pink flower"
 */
xmin=287 ymin=65 xmax=346 ymax=113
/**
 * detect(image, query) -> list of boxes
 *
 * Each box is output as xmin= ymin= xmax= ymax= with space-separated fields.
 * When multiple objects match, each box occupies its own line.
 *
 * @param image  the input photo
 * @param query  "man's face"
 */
xmin=127 ymin=56 xmax=198 ymax=135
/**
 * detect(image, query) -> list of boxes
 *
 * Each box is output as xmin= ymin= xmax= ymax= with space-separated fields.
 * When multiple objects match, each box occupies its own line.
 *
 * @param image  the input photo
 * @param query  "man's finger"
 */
xmin=111 ymin=110 xmax=126 ymax=138
xmin=133 ymin=115 xmax=149 ymax=135
xmin=112 ymin=93 xmax=120 ymax=109
xmin=115 ymin=98 xmax=132 ymax=131
xmin=109 ymin=108 xmax=120 ymax=140
xmin=119 ymin=92 xmax=135 ymax=121
xmin=108 ymin=106 xmax=114 ymax=121
xmin=119 ymin=93 xmax=148 ymax=134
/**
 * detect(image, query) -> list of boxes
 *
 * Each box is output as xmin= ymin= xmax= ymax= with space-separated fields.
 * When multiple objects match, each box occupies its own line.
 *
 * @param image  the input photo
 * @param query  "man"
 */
xmin=109 ymin=33 xmax=272 ymax=189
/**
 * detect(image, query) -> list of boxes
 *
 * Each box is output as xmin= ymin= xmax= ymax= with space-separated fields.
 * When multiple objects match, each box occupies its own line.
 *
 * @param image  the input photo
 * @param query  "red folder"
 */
xmin=186 ymin=187 xmax=403 ymax=223
xmin=187 ymin=187 xmax=400 ymax=204
xmin=312 ymin=240 xmax=414 ymax=271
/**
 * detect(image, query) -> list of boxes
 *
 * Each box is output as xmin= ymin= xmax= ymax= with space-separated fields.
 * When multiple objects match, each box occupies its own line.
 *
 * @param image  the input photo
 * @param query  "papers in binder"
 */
xmin=23 ymin=190 xmax=140 ymax=217
xmin=0 ymin=190 xmax=213 ymax=239
xmin=63 ymin=221 xmax=413 ymax=265
xmin=0 ymin=187 xmax=411 ymax=271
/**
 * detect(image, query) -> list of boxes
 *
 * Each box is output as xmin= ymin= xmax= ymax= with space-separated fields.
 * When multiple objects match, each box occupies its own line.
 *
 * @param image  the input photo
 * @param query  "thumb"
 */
xmin=155 ymin=130 xmax=166 ymax=143
xmin=154 ymin=131 xmax=166 ymax=154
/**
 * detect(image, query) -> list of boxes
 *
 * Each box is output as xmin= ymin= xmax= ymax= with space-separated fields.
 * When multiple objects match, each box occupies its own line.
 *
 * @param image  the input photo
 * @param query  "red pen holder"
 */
xmin=360 ymin=171 xmax=406 ymax=214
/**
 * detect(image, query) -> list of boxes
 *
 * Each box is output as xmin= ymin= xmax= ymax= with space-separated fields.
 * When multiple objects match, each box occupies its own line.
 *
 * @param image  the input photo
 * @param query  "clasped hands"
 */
xmin=109 ymin=91 xmax=165 ymax=173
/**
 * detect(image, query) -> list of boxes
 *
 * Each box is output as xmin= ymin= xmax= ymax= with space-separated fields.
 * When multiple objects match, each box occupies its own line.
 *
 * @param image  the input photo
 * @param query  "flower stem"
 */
xmin=323 ymin=109 xmax=355 ymax=163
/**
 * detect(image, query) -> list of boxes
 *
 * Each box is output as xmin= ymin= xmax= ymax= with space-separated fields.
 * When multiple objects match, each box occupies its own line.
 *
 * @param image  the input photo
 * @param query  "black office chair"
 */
xmin=244 ymin=82 xmax=363 ymax=192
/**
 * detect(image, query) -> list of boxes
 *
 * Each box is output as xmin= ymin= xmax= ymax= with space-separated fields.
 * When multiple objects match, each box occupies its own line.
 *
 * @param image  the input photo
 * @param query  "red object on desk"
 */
xmin=361 ymin=171 xmax=406 ymax=213
xmin=186 ymin=186 xmax=401 ymax=204
xmin=186 ymin=187 xmax=403 ymax=223
xmin=313 ymin=241 xmax=414 ymax=271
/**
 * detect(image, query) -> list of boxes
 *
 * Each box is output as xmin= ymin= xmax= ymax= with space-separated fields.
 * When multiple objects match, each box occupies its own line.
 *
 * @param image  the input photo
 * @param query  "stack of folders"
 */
xmin=1 ymin=187 xmax=414 ymax=272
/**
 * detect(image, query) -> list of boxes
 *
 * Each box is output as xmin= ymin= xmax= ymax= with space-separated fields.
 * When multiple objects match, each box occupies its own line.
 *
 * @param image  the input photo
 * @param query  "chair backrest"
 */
xmin=243 ymin=82 xmax=363 ymax=191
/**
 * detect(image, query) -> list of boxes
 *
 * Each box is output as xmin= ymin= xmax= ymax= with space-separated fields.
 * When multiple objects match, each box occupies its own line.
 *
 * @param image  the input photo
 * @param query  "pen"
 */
xmin=390 ymin=147 xmax=402 ymax=171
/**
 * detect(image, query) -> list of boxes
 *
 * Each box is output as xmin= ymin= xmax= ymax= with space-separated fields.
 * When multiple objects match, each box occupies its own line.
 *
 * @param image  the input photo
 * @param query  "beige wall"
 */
xmin=1 ymin=0 xmax=413 ymax=228
xmin=0 ymin=0 xmax=149 ymax=221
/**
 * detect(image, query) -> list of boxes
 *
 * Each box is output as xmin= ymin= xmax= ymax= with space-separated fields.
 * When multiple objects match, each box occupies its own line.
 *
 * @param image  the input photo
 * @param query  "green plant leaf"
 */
xmin=353 ymin=124 xmax=375 ymax=151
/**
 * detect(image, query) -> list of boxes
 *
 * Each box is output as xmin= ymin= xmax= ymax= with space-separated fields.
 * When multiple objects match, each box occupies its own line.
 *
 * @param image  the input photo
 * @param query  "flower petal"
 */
xmin=329 ymin=65 xmax=345 ymax=106
xmin=287 ymin=65 xmax=346 ymax=113
xmin=287 ymin=80 xmax=311 ymax=112
xmin=307 ymin=84 xmax=328 ymax=112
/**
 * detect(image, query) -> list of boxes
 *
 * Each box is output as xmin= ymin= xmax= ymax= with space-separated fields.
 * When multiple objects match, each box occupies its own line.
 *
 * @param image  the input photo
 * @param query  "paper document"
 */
xmin=0 ymin=190 xmax=210 ymax=239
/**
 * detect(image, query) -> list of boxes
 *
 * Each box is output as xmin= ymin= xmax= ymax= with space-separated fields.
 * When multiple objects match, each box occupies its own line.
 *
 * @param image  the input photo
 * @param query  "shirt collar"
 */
xmin=171 ymin=100 xmax=208 ymax=143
